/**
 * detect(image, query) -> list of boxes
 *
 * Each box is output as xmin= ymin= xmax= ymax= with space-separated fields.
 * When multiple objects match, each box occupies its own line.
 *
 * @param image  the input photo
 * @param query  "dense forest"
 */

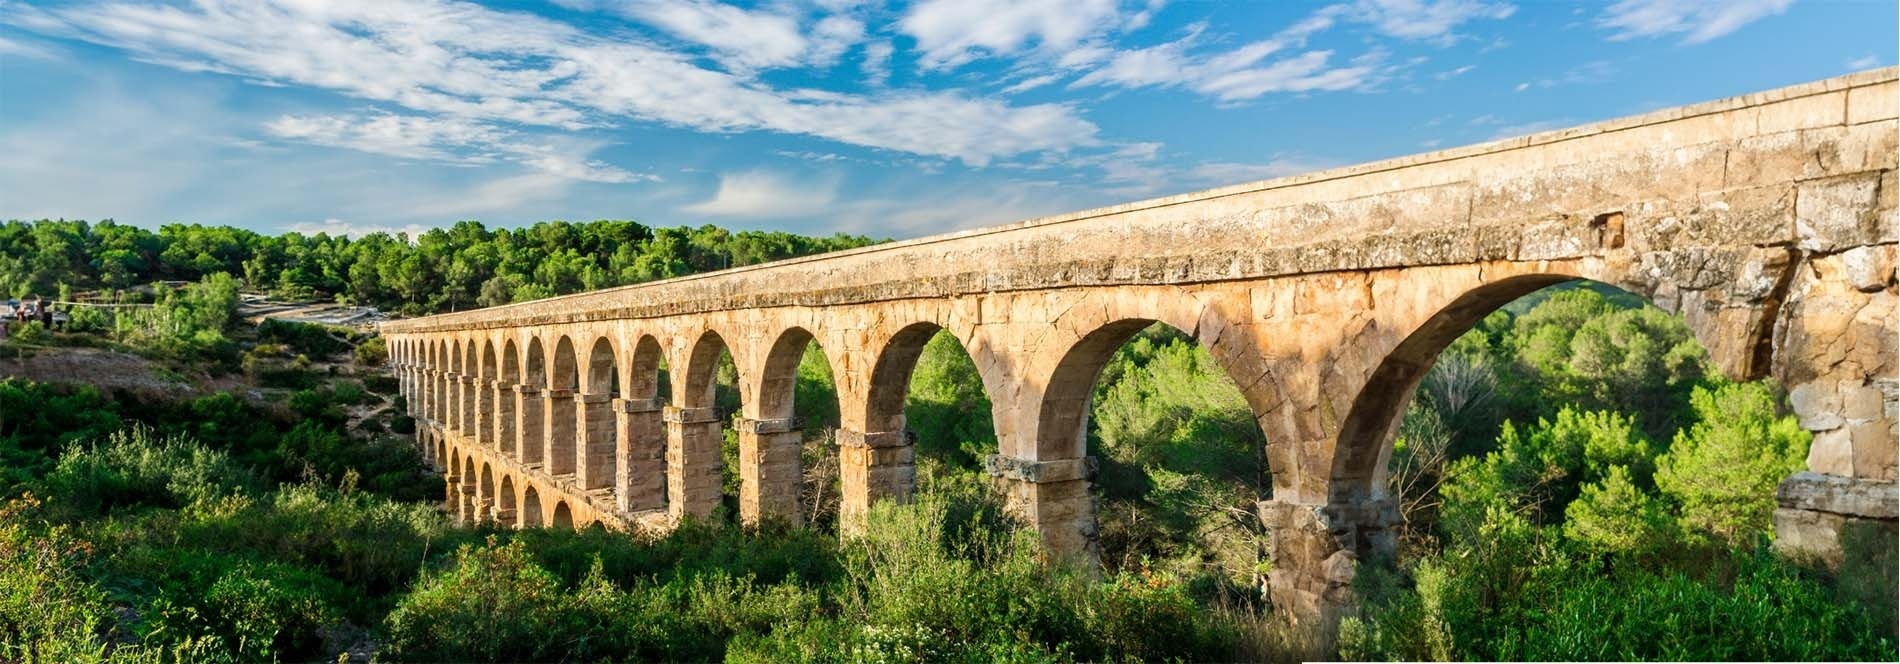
xmin=0 ymin=218 xmax=1893 ymax=661
xmin=0 ymin=218 xmax=876 ymax=314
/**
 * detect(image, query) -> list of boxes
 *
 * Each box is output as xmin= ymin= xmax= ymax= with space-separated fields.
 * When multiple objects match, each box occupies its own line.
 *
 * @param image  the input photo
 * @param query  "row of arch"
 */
xmin=427 ymin=427 xmax=578 ymax=529
xmin=383 ymin=272 xmax=1760 ymax=542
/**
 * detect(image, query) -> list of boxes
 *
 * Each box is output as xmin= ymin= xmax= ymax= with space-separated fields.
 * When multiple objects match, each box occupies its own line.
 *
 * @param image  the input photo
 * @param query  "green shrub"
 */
xmin=39 ymin=427 xmax=257 ymax=518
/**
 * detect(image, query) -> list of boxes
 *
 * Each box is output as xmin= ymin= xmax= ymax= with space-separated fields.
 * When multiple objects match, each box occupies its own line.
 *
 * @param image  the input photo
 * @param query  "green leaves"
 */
xmin=1656 ymin=382 xmax=1811 ymax=545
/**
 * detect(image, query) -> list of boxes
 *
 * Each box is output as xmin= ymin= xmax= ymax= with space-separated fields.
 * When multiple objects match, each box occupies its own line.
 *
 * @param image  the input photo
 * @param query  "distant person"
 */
xmin=40 ymin=304 xmax=52 ymax=327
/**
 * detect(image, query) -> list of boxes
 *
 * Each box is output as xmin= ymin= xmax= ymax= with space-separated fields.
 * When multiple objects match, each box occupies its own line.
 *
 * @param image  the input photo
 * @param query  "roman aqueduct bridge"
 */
xmin=382 ymin=69 xmax=1898 ymax=625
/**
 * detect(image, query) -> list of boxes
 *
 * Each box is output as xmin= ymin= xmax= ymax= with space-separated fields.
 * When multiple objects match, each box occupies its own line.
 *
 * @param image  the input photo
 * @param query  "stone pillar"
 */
xmin=736 ymin=417 xmax=804 ymax=525
xmin=543 ymin=389 xmax=577 ymax=475
xmin=615 ymin=397 xmax=667 ymax=512
xmin=473 ymin=379 xmax=493 ymax=446
xmin=517 ymin=385 xmax=545 ymax=466
xmin=987 ymin=455 xmax=1098 ymax=560
xmin=1772 ymin=246 xmax=1897 ymax=567
xmin=1256 ymin=498 xmax=1400 ymax=631
xmin=460 ymin=374 xmax=478 ymax=440
xmin=838 ymin=429 xmax=915 ymax=534
xmin=422 ymin=370 xmax=437 ymax=423
xmin=442 ymin=465 xmax=459 ymax=519
xmin=665 ymin=406 xmax=724 ymax=520
xmin=576 ymin=391 xmax=616 ymax=491
xmin=494 ymin=382 xmax=518 ymax=458
xmin=444 ymin=372 xmax=463 ymax=436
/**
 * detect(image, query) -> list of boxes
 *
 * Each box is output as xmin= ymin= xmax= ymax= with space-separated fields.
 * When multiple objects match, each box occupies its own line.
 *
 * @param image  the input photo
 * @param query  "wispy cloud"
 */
xmin=1847 ymin=54 xmax=1881 ymax=70
xmin=8 ymin=0 xmax=1103 ymax=167
xmin=682 ymin=170 xmax=838 ymax=217
xmin=1599 ymin=0 xmax=1794 ymax=44
xmin=264 ymin=112 xmax=656 ymax=183
xmin=1069 ymin=1 xmax=1512 ymax=103
xmin=1511 ymin=59 xmax=1615 ymax=92
xmin=900 ymin=0 xmax=1129 ymax=70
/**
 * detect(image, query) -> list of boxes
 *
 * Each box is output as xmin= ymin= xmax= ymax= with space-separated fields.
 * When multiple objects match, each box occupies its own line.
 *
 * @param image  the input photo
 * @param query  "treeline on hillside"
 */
xmin=0 ymin=219 xmax=879 ymax=314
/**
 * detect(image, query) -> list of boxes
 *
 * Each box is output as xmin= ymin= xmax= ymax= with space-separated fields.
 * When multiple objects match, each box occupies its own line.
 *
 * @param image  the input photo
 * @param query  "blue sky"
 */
xmin=0 ymin=0 xmax=1892 ymax=240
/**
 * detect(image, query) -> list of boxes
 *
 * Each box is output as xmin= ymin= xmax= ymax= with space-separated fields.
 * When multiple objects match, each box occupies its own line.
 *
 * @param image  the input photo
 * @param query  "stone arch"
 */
xmin=679 ymin=329 xmax=729 ymax=410
xmin=478 ymin=462 xmax=496 ymax=523
xmin=479 ymin=339 xmax=499 ymax=445
xmin=524 ymin=336 xmax=548 ymax=386
xmin=498 ymin=474 xmax=518 ymax=526
xmin=863 ymin=322 xmax=950 ymax=434
xmin=551 ymin=501 xmax=574 ymax=529
xmin=619 ymin=334 xmax=669 ymax=513
xmin=585 ymin=336 xmax=618 ymax=395
xmin=755 ymin=326 xmax=821 ymax=421
xmin=520 ymin=336 xmax=548 ymax=465
xmin=498 ymin=339 xmax=522 ymax=457
xmin=627 ymin=334 xmax=665 ymax=399
xmin=579 ymin=336 xmax=620 ymax=491
xmin=1033 ymin=318 xmax=1158 ymax=460
xmin=459 ymin=456 xmax=477 ymax=523
xmin=548 ymin=335 xmax=581 ymax=475
xmin=1327 ymin=271 xmax=1751 ymax=502
xmin=461 ymin=339 xmax=478 ymax=433
xmin=522 ymin=485 xmax=544 ymax=527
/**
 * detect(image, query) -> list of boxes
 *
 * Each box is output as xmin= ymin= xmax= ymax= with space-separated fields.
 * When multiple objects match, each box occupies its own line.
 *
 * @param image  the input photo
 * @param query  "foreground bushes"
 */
xmin=386 ymin=495 xmax=1245 ymax=662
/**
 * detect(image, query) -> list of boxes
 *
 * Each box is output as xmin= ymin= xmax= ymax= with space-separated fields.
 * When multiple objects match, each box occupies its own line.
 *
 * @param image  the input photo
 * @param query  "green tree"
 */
xmin=1655 ymin=382 xmax=1810 ymax=544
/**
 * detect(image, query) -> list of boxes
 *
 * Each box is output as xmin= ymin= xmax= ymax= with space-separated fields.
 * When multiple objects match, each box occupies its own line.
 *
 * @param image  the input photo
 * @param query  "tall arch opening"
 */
xmin=1044 ymin=319 xmax=1271 ymax=587
xmin=746 ymin=327 xmax=842 ymax=527
xmin=848 ymin=323 xmax=999 ymax=529
xmin=479 ymin=340 xmax=498 ymax=447
xmin=460 ymin=341 xmax=478 ymax=437
xmin=499 ymin=474 xmax=518 ymax=527
xmin=579 ymin=337 xmax=619 ymax=491
xmin=499 ymin=340 xmax=521 ymax=458
xmin=479 ymin=462 xmax=496 ymax=524
xmin=522 ymin=485 xmax=544 ymax=527
xmin=1331 ymin=277 xmax=1822 ymax=659
xmin=547 ymin=336 xmax=581 ymax=476
xmin=669 ymin=330 xmax=734 ymax=520
xmin=521 ymin=338 xmax=547 ymax=465
xmin=619 ymin=335 xmax=668 ymax=513
xmin=551 ymin=501 xmax=574 ymax=529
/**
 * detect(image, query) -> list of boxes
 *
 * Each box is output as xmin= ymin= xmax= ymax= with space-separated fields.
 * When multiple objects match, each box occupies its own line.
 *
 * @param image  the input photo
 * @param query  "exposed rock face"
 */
xmin=380 ymin=69 xmax=1899 ymax=634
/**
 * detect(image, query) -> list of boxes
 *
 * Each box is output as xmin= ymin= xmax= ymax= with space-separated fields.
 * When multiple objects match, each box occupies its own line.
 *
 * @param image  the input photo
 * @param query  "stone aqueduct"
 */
xmin=382 ymin=70 xmax=1898 ymax=623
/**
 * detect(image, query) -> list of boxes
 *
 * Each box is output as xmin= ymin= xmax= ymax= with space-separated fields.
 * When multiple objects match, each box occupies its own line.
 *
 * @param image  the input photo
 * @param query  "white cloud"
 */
xmin=10 ymin=0 xmax=1102 ymax=166
xmin=556 ymin=0 xmax=811 ymax=70
xmin=900 ymin=0 xmax=1127 ymax=70
xmin=861 ymin=40 xmax=893 ymax=86
xmin=287 ymin=218 xmax=433 ymax=239
xmin=1599 ymin=0 xmax=1794 ymax=44
xmin=683 ymin=170 xmax=838 ymax=217
xmin=1513 ymin=60 xmax=1615 ymax=92
xmin=1346 ymin=0 xmax=1516 ymax=43
xmin=0 ymin=34 xmax=59 ymax=60
xmin=1433 ymin=64 xmax=1476 ymax=80
xmin=1847 ymin=54 xmax=1880 ymax=70
xmin=1074 ymin=37 xmax=1380 ymax=102
xmin=263 ymin=113 xmax=508 ymax=164
xmin=1068 ymin=1 xmax=1509 ymax=103
xmin=264 ymin=111 xmax=656 ymax=183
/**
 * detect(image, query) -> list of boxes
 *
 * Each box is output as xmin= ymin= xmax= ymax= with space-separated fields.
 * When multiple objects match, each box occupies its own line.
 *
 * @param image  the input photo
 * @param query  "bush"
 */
xmin=39 ymin=427 xmax=257 ymax=518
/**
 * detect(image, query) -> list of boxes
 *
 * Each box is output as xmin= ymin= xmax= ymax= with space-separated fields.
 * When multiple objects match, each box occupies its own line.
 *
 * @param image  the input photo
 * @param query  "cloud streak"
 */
xmin=9 ymin=0 xmax=1103 ymax=166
